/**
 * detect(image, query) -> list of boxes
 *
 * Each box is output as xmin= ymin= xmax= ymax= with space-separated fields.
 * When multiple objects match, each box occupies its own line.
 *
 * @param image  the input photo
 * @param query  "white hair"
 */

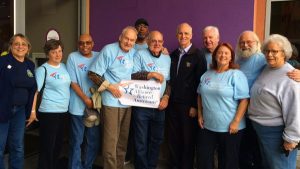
xmin=262 ymin=34 xmax=292 ymax=61
xmin=202 ymin=26 xmax=219 ymax=38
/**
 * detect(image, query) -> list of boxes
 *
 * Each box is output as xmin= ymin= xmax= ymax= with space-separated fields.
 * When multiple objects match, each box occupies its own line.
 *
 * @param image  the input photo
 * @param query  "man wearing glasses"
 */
xmin=134 ymin=18 xmax=150 ymax=50
xmin=66 ymin=34 xmax=100 ymax=169
xmin=131 ymin=30 xmax=171 ymax=169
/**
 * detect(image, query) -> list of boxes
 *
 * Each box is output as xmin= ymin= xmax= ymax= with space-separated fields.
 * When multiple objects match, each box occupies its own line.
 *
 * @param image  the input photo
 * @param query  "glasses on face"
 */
xmin=78 ymin=41 xmax=93 ymax=46
xmin=150 ymin=39 xmax=163 ymax=44
xmin=263 ymin=49 xmax=283 ymax=56
xmin=239 ymin=40 xmax=256 ymax=46
xmin=136 ymin=24 xmax=148 ymax=29
xmin=13 ymin=42 xmax=28 ymax=48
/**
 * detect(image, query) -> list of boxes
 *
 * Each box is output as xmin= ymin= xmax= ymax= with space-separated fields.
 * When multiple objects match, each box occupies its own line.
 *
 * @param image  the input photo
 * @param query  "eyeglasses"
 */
xmin=136 ymin=24 xmax=148 ymax=29
xmin=13 ymin=42 xmax=28 ymax=47
xmin=263 ymin=50 xmax=283 ymax=56
xmin=150 ymin=40 xmax=163 ymax=44
xmin=78 ymin=41 xmax=93 ymax=46
xmin=239 ymin=40 xmax=256 ymax=45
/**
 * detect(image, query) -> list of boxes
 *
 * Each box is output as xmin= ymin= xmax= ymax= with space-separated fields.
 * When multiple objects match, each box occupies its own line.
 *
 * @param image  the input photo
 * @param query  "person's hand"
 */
xmin=198 ymin=113 xmax=204 ymax=129
xmin=162 ymin=47 xmax=169 ymax=55
xmin=84 ymin=97 xmax=93 ymax=109
xmin=107 ymin=84 xmax=122 ymax=98
xmin=283 ymin=140 xmax=298 ymax=151
xmin=148 ymin=72 xmax=164 ymax=83
xmin=229 ymin=120 xmax=239 ymax=134
xmin=287 ymin=69 xmax=300 ymax=82
xmin=26 ymin=111 xmax=38 ymax=127
xmin=189 ymin=107 xmax=197 ymax=118
xmin=158 ymin=96 xmax=169 ymax=110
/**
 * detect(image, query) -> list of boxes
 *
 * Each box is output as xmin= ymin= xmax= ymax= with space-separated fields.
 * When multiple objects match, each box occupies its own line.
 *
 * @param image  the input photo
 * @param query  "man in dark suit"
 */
xmin=167 ymin=23 xmax=207 ymax=169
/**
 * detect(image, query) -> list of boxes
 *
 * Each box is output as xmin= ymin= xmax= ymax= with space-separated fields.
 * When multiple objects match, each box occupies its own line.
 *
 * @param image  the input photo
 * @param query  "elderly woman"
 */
xmin=0 ymin=34 xmax=37 ymax=169
xmin=197 ymin=43 xmax=249 ymax=169
xmin=34 ymin=39 xmax=71 ymax=169
xmin=248 ymin=34 xmax=300 ymax=169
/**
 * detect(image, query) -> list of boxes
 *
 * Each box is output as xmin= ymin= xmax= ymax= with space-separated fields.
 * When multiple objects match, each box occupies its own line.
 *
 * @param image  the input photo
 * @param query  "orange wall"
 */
xmin=254 ymin=0 xmax=266 ymax=41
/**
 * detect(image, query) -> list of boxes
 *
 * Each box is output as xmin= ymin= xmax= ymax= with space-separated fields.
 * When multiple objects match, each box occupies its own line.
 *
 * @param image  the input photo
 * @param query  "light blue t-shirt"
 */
xmin=197 ymin=69 xmax=249 ymax=132
xmin=89 ymin=42 xmax=135 ymax=108
xmin=66 ymin=51 xmax=99 ymax=115
xmin=134 ymin=43 xmax=148 ymax=50
xmin=35 ymin=63 xmax=71 ymax=113
xmin=132 ymin=49 xmax=171 ymax=97
xmin=237 ymin=52 xmax=266 ymax=89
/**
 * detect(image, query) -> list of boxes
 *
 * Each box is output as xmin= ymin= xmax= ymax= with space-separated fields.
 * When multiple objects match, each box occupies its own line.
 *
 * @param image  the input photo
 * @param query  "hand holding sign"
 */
xmin=118 ymin=80 xmax=162 ymax=108
xmin=147 ymin=72 xmax=164 ymax=83
xmin=107 ymin=84 xmax=122 ymax=98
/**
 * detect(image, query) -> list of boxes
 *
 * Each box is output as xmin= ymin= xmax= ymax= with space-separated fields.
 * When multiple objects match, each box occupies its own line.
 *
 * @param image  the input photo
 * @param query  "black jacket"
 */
xmin=169 ymin=45 xmax=207 ymax=108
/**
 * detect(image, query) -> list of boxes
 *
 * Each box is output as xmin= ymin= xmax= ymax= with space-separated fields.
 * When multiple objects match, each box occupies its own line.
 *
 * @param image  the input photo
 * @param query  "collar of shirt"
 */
xmin=179 ymin=43 xmax=192 ymax=55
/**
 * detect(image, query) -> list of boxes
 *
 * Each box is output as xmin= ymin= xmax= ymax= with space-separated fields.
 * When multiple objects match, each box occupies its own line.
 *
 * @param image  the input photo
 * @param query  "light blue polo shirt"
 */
xmin=132 ymin=49 xmax=171 ymax=97
xmin=35 ymin=62 xmax=71 ymax=113
xmin=66 ymin=51 xmax=99 ymax=115
xmin=89 ymin=42 xmax=135 ymax=108
xmin=197 ymin=69 xmax=249 ymax=132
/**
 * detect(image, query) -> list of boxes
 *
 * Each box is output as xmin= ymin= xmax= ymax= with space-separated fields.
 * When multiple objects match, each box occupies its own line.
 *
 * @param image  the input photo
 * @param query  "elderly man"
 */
xmin=201 ymin=26 xmax=220 ymax=69
xmin=131 ymin=30 xmax=171 ymax=169
xmin=235 ymin=31 xmax=265 ymax=169
xmin=134 ymin=18 xmax=150 ymax=50
xmin=66 ymin=34 xmax=100 ymax=169
xmin=88 ymin=26 xmax=137 ymax=169
xmin=167 ymin=23 xmax=207 ymax=169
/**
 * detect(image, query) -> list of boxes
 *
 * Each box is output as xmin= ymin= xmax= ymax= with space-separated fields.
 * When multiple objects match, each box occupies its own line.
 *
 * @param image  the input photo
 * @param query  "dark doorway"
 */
xmin=0 ymin=0 xmax=13 ymax=55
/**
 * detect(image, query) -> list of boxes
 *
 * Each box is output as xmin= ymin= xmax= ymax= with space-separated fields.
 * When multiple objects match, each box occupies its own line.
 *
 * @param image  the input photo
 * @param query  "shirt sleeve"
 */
xmin=165 ymin=56 xmax=171 ymax=81
xmin=232 ymin=70 xmax=250 ymax=100
xmin=35 ymin=66 xmax=46 ymax=92
xmin=66 ymin=54 xmax=78 ymax=84
xmin=281 ymin=82 xmax=300 ymax=143
xmin=89 ymin=45 xmax=111 ymax=76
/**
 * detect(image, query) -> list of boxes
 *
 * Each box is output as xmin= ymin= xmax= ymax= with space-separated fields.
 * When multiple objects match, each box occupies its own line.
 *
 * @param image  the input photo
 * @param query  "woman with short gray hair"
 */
xmin=248 ymin=34 xmax=300 ymax=169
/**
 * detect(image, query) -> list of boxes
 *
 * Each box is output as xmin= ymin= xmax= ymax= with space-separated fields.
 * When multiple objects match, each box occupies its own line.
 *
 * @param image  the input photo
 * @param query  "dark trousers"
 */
xmin=166 ymin=103 xmax=197 ymax=169
xmin=197 ymin=128 xmax=243 ymax=169
xmin=133 ymin=107 xmax=165 ymax=169
xmin=38 ymin=112 xmax=67 ymax=169
xmin=239 ymin=118 xmax=262 ymax=169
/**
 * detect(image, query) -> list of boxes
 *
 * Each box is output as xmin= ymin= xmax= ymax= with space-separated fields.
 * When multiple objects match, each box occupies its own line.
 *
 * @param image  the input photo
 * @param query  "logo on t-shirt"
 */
xmin=78 ymin=63 xmax=87 ymax=72
xmin=116 ymin=56 xmax=125 ymax=64
xmin=147 ymin=63 xmax=157 ymax=71
xmin=203 ymin=77 xmax=211 ymax=85
xmin=50 ymin=72 xmax=66 ymax=80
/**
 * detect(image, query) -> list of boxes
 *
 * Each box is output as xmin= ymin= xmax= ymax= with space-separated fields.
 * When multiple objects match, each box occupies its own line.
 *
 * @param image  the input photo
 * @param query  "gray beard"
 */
xmin=237 ymin=47 xmax=258 ymax=58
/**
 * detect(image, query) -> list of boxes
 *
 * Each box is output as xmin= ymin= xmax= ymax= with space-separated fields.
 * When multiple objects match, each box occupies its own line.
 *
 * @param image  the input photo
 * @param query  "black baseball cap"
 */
xmin=134 ymin=18 xmax=149 ymax=27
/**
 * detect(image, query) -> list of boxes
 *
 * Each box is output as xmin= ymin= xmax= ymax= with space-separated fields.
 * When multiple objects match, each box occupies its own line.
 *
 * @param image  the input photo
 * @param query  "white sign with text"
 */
xmin=118 ymin=80 xmax=161 ymax=108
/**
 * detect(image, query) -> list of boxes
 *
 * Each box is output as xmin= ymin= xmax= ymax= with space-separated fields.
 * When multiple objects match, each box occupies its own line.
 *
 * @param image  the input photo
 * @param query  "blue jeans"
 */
xmin=133 ymin=107 xmax=165 ymax=169
xmin=0 ymin=105 xmax=26 ymax=169
xmin=252 ymin=121 xmax=297 ymax=169
xmin=68 ymin=114 xmax=100 ymax=169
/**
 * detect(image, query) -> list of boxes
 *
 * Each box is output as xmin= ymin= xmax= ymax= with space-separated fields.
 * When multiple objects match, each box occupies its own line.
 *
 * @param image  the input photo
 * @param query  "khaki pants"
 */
xmin=102 ymin=106 xmax=131 ymax=169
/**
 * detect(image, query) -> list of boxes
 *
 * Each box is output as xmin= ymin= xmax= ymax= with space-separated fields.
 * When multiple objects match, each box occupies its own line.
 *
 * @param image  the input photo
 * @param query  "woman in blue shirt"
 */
xmin=197 ymin=43 xmax=249 ymax=169
xmin=0 ymin=34 xmax=37 ymax=169
xmin=34 ymin=39 xmax=71 ymax=169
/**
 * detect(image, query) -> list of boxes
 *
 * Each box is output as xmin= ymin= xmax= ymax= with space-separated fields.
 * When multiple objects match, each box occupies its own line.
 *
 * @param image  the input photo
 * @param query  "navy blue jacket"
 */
xmin=169 ymin=45 xmax=207 ymax=108
xmin=0 ymin=54 xmax=37 ymax=122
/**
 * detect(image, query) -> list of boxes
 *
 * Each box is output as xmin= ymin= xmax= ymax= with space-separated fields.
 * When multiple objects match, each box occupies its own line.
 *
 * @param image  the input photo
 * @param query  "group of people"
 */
xmin=0 ymin=18 xmax=300 ymax=169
